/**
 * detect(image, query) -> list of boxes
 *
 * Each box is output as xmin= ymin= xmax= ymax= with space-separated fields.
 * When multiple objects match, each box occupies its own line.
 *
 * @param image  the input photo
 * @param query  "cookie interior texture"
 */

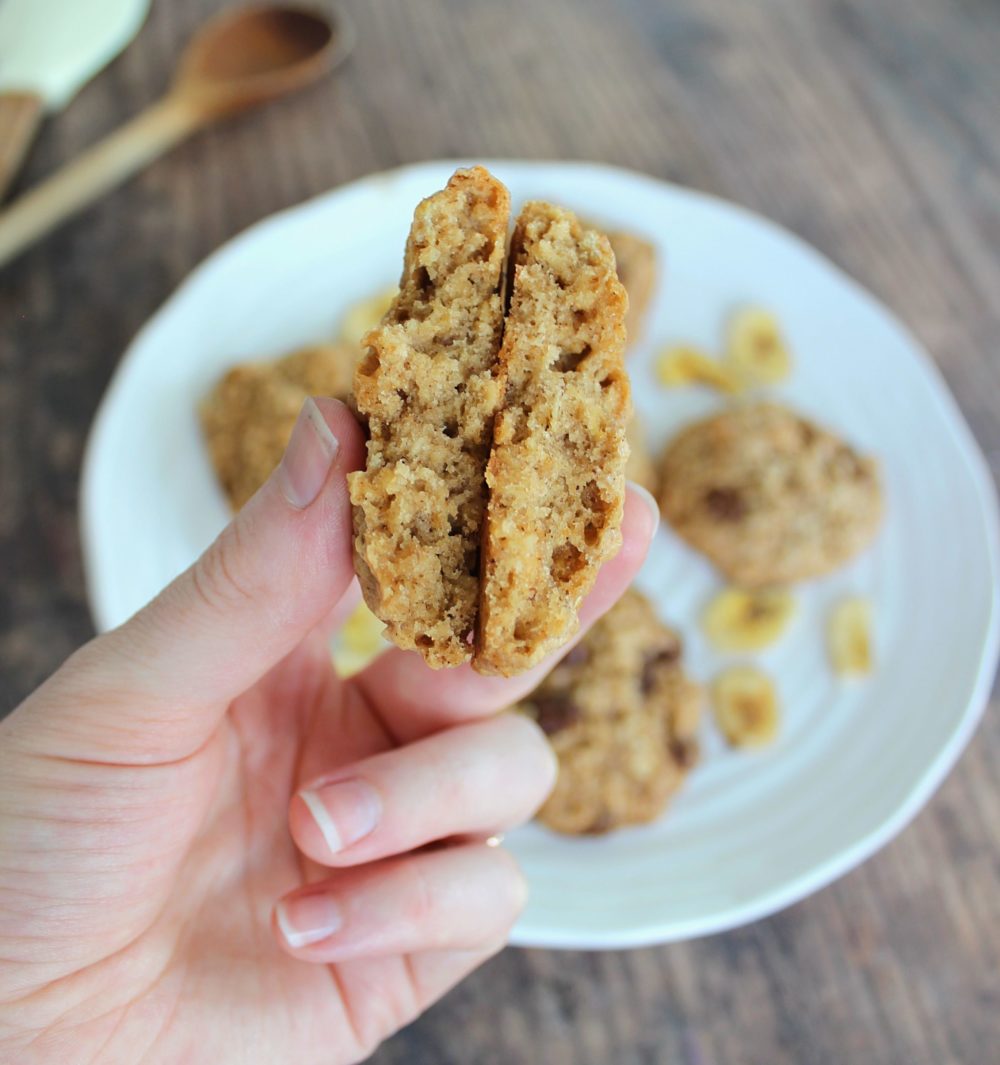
xmin=516 ymin=588 xmax=701 ymax=835
xmin=201 ymin=343 xmax=355 ymax=510
xmin=348 ymin=167 xmax=511 ymax=668
xmin=473 ymin=201 xmax=631 ymax=675
xmin=659 ymin=402 xmax=882 ymax=587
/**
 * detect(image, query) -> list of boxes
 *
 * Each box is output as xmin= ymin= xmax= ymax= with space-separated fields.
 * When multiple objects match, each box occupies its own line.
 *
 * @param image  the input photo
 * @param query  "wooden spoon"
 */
xmin=0 ymin=4 xmax=354 ymax=270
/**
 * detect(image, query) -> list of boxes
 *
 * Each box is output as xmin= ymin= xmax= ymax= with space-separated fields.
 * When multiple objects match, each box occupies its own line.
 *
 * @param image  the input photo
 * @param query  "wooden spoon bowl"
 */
xmin=177 ymin=5 xmax=352 ymax=114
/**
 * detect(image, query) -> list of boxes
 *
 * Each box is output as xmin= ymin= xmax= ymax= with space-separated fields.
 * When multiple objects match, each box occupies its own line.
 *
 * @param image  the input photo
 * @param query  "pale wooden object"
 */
xmin=1 ymin=1 xmax=998 ymax=1063
xmin=0 ymin=98 xmax=203 ymax=267
xmin=0 ymin=91 xmax=44 ymax=201
xmin=0 ymin=4 xmax=347 ymax=269
xmin=0 ymin=98 xmax=201 ymax=267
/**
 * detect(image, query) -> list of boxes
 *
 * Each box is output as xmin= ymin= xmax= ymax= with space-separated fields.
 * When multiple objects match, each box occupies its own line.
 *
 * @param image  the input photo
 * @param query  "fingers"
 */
xmin=326 ymin=947 xmax=510 ymax=1056
xmin=29 ymin=398 xmax=365 ymax=764
xmin=289 ymin=713 xmax=555 ymax=867
xmin=123 ymin=398 xmax=364 ymax=708
xmin=404 ymin=943 xmax=509 ymax=1012
xmin=273 ymin=843 xmax=527 ymax=962
xmin=353 ymin=483 xmax=659 ymax=743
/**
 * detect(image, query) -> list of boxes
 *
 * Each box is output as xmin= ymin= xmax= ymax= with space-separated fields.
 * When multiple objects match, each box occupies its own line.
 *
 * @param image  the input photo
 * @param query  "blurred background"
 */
xmin=1 ymin=1 xmax=998 ymax=1062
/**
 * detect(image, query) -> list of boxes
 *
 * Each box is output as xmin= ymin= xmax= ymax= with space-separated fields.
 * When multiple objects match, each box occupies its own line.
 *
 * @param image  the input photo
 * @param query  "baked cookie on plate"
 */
xmin=516 ymin=588 xmax=701 ymax=835
xmin=659 ymin=402 xmax=882 ymax=586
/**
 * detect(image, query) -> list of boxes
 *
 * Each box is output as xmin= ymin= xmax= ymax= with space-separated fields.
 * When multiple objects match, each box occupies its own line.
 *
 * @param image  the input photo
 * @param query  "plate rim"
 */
xmin=79 ymin=158 xmax=1000 ymax=950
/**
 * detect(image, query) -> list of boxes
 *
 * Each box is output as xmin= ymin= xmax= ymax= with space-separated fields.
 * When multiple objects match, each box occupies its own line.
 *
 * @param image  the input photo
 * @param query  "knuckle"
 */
xmin=191 ymin=522 xmax=254 ymax=613
xmin=398 ymin=858 xmax=439 ymax=928
xmin=347 ymin=977 xmax=419 ymax=1060
xmin=490 ymin=847 xmax=529 ymax=923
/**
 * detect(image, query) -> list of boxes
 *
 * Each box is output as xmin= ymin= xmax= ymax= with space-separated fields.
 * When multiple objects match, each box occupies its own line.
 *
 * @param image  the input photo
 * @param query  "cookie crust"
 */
xmin=606 ymin=229 xmax=657 ymax=347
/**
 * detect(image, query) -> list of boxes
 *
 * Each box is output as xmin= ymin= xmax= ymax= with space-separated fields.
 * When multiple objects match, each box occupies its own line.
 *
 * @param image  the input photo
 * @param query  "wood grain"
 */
xmin=1 ymin=0 xmax=998 ymax=1062
xmin=0 ymin=91 xmax=44 ymax=202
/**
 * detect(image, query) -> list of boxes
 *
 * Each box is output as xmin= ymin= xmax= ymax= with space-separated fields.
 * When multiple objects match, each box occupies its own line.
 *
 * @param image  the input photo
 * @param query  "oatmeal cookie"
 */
xmin=474 ymin=201 xmax=631 ymax=675
xmin=279 ymin=343 xmax=356 ymax=399
xmin=201 ymin=343 xmax=355 ymax=510
xmin=516 ymin=588 xmax=701 ymax=835
xmin=659 ymin=402 xmax=882 ymax=586
xmin=348 ymin=167 xmax=510 ymax=668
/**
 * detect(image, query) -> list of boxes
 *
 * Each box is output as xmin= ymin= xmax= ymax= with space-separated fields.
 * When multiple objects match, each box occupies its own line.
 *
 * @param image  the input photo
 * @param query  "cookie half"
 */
xmin=659 ymin=402 xmax=882 ymax=586
xmin=348 ymin=167 xmax=511 ymax=668
xmin=473 ymin=202 xmax=631 ymax=675
xmin=516 ymin=588 xmax=701 ymax=835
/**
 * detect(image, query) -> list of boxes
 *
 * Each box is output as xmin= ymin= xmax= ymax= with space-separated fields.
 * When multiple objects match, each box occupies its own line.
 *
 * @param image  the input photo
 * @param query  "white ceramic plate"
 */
xmin=81 ymin=161 xmax=1000 ymax=949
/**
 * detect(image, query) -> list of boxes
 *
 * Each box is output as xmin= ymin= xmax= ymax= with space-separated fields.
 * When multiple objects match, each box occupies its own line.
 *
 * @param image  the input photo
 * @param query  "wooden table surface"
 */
xmin=2 ymin=0 xmax=998 ymax=1061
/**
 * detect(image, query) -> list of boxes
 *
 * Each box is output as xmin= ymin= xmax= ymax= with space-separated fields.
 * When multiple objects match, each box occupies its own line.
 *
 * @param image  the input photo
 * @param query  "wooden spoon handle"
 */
xmin=0 ymin=91 xmax=45 ymax=202
xmin=0 ymin=95 xmax=204 ymax=270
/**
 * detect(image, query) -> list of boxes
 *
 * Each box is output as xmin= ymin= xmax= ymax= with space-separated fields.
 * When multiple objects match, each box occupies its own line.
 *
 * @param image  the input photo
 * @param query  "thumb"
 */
xmin=22 ymin=397 xmax=365 ymax=763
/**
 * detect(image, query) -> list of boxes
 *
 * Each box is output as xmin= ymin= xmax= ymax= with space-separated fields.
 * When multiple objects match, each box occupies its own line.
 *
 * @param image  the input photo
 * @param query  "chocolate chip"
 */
xmin=533 ymin=694 xmax=581 ymax=735
xmin=583 ymin=811 xmax=616 ymax=835
xmin=704 ymin=487 xmax=746 ymax=521
xmin=640 ymin=639 xmax=682 ymax=693
xmin=838 ymin=447 xmax=867 ymax=479
xmin=669 ymin=737 xmax=699 ymax=769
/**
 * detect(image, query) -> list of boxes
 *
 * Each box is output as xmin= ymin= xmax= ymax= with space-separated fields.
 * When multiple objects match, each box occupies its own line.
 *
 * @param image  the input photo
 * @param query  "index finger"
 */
xmin=351 ymin=485 xmax=659 ymax=743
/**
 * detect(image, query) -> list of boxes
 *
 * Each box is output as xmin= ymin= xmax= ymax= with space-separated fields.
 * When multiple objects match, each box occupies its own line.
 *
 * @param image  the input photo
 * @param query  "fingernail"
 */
xmin=276 ymin=892 xmax=343 ymax=949
xmin=299 ymin=779 xmax=382 ymax=855
xmin=627 ymin=481 xmax=661 ymax=536
xmin=278 ymin=398 xmax=340 ymax=509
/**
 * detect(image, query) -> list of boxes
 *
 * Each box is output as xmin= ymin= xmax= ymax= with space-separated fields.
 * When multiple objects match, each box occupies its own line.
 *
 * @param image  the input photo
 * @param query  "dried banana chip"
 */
xmin=725 ymin=306 xmax=792 ymax=385
xmin=339 ymin=287 xmax=398 ymax=349
xmin=711 ymin=666 xmax=780 ymax=748
xmin=655 ymin=345 xmax=742 ymax=394
xmin=332 ymin=602 xmax=388 ymax=677
xmin=828 ymin=597 xmax=874 ymax=676
xmin=703 ymin=587 xmax=796 ymax=652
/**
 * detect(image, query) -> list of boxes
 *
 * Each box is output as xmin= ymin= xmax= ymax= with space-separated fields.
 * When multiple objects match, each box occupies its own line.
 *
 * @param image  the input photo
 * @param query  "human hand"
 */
xmin=0 ymin=397 xmax=658 ymax=1064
